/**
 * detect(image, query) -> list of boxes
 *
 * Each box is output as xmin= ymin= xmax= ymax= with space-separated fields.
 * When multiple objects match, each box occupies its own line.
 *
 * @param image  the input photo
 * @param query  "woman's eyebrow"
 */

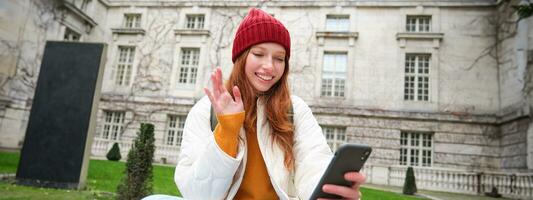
xmin=273 ymin=51 xmax=286 ymax=57
xmin=253 ymin=46 xmax=285 ymax=55
xmin=252 ymin=46 xmax=266 ymax=51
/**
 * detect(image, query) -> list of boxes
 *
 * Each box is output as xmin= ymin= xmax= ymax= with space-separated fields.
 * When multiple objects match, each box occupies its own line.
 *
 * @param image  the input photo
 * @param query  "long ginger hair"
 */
xmin=225 ymin=49 xmax=295 ymax=171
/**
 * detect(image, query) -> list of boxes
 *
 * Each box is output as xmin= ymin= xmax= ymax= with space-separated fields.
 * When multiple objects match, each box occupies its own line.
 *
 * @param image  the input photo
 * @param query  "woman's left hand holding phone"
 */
xmin=318 ymin=172 xmax=366 ymax=200
xmin=204 ymin=67 xmax=244 ymax=115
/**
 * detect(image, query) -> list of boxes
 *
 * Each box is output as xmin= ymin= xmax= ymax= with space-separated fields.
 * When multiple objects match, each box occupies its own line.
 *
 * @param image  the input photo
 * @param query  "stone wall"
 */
xmin=500 ymin=117 xmax=530 ymax=170
xmin=313 ymin=106 xmax=501 ymax=170
xmin=95 ymin=95 xmax=195 ymax=141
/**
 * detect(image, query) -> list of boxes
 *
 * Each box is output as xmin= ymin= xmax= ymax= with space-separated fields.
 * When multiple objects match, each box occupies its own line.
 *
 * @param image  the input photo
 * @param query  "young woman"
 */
xmin=174 ymin=8 xmax=365 ymax=200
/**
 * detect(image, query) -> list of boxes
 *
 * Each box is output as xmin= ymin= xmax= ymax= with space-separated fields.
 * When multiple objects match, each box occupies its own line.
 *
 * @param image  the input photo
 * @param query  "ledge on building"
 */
xmin=111 ymin=28 xmax=146 ymax=41
xmin=174 ymin=29 xmax=210 ymax=36
xmin=174 ymin=29 xmax=210 ymax=43
xmin=316 ymin=31 xmax=359 ymax=46
xmin=59 ymin=1 xmax=98 ymax=33
xmin=396 ymin=32 xmax=444 ymax=40
xmin=111 ymin=28 xmax=146 ymax=35
xmin=396 ymin=32 xmax=444 ymax=49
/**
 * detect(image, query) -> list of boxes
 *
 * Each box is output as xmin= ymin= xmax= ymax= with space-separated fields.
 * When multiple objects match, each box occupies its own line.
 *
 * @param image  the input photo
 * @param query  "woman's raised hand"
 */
xmin=204 ymin=67 xmax=244 ymax=115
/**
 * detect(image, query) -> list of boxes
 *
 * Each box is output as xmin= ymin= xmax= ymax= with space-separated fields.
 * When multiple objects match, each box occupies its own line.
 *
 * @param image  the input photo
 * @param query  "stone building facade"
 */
xmin=1 ymin=0 xmax=532 ymax=197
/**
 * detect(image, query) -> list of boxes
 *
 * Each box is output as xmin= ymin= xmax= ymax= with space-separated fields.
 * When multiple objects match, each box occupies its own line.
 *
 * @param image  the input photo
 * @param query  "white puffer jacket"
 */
xmin=175 ymin=95 xmax=333 ymax=200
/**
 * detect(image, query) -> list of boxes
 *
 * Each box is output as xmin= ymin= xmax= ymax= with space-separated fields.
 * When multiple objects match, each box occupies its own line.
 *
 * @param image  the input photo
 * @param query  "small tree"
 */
xmin=403 ymin=166 xmax=417 ymax=195
xmin=117 ymin=123 xmax=155 ymax=200
xmin=514 ymin=3 xmax=533 ymax=20
xmin=106 ymin=142 xmax=122 ymax=161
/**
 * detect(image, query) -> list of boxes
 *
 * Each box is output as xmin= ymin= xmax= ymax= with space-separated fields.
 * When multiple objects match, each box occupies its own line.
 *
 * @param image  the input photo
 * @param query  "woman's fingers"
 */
xmin=211 ymin=70 xmax=220 ymax=98
xmin=321 ymin=184 xmax=359 ymax=199
xmin=216 ymin=67 xmax=228 ymax=94
xmin=345 ymin=172 xmax=366 ymax=189
xmin=232 ymin=86 xmax=242 ymax=104
xmin=204 ymin=88 xmax=216 ymax=107
xmin=319 ymin=173 xmax=365 ymax=200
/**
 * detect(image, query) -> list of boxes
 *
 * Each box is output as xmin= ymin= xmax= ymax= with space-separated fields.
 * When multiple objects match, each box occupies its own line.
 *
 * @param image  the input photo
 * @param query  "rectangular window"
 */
xmin=400 ymin=132 xmax=433 ymax=167
xmin=101 ymin=111 xmax=125 ymax=140
xmin=165 ymin=115 xmax=186 ymax=146
xmin=186 ymin=14 xmax=205 ymax=29
xmin=404 ymin=54 xmax=430 ymax=101
xmin=326 ymin=15 xmax=350 ymax=32
xmin=323 ymin=126 xmax=346 ymax=152
xmin=321 ymin=53 xmax=347 ymax=97
xmin=124 ymin=14 xmax=141 ymax=28
xmin=63 ymin=27 xmax=81 ymax=41
xmin=406 ymin=16 xmax=431 ymax=32
xmin=178 ymin=48 xmax=200 ymax=85
xmin=115 ymin=46 xmax=135 ymax=86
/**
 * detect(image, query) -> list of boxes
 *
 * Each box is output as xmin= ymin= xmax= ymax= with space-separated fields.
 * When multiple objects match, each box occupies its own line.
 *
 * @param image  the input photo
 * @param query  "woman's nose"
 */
xmin=261 ymin=56 xmax=274 ymax=72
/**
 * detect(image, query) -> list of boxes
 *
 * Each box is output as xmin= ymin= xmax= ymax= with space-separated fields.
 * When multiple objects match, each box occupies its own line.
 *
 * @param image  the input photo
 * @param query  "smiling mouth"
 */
xmin=255 ymin=73 xmax=274 ymax=81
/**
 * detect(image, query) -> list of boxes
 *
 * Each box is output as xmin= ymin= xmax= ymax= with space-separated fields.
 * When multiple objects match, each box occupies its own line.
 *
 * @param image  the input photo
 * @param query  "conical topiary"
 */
xmin=403 ymin=166 xmax=417 ymax=195
xmin=106 ymin=142 xmax=121 ymax=161
xmin=117 ymin=123 xmax=155 ymax=200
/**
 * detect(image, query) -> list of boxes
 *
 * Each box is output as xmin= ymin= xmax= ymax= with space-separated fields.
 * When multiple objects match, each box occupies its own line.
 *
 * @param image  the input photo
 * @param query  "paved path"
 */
xmin=363 ymin=183 xmax=514 ymax=200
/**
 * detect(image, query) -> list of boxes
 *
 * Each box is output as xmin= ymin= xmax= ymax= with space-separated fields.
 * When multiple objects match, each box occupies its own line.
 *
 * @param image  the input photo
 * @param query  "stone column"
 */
xmin=527 ymin=120 xmax=533 ymax=169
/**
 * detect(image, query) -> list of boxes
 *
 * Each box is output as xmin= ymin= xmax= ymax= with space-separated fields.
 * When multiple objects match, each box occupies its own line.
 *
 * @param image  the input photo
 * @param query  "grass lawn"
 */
xmin=0 ymin=151 xmax=19 ymax=173
xmin=360 ymin=187 xmax=428 ymax=200
xmin=0 ymin=151 xmax=180 ymax=199
xmin=0 ymin=182 xmax=114 ymax=200
xmin=1 ymin=151 xmax=427 ymax=200
xmin=86 ymin=159 xmax=179 ymax=196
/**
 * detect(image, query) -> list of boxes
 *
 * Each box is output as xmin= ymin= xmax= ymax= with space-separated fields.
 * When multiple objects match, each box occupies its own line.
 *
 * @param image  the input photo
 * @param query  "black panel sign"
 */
xmin=16 ymin=41 xmax=106 ymax=189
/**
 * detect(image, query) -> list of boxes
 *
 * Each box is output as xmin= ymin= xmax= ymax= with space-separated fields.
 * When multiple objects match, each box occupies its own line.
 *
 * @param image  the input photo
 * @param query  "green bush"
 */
xmin=403 ymin=166 xmax=417 ymax=195
xmin=117 ymin=123 xmax=155 ymax=200
xmin=106 ymin=143 xmax=122 ymax=161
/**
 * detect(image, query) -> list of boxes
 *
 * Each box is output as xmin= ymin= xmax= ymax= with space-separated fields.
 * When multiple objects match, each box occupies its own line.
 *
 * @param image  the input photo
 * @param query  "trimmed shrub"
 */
xmin=403 ymin=166 xmax=417 ymax=195
xmin=117 ymin=123 xmax=155 ymax=200
xmin=106 ymin=142 xmax=121 ymax=161
xmin=485 ymin=187 xmax=502 ymax=198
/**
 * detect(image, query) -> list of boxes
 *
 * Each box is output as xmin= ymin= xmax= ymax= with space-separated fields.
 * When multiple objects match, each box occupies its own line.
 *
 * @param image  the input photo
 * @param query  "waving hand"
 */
xmin=204 ymin=67 xmax=244 ymax=115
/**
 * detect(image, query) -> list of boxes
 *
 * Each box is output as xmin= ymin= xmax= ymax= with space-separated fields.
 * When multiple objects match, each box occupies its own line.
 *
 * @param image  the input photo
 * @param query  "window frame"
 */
xmin=63 ymin=27 xmax=81 ymax=41
xmin=185 ymin=14 xmax=205 ymax=30
xmin=100 ymin=111 xmax=125 ymax=141
xmin=404 ymin=53 xmax=430 ymax=101
xmin=322 ymin=126 xmax=347 ymax=152
xmin=124 ymin=13 xmax=142 ymax=28
xmin=325 ymin=15 xmax=350 ymax=32
xmin=165 ymin=115 xmax=186 ymax=147
xmin=400 ymin=131 xmax=433 ymax=167
xmin=115 ymin=46 xmax=136 ymax=86
xmin=177 ymin=48 xmax=200 ymax=86
xmin=321 ymin=52 xmax=347 ymax=97
xmin=406 ymin=15 xmax=432 ymax=33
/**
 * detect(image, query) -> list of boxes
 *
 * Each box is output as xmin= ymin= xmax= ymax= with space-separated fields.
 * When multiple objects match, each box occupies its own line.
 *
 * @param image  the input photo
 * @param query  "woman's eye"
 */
xmin=253 ymin=53 xmax=263 ymax=57
xmin=276 ymin=57 xmax=285 ymax=62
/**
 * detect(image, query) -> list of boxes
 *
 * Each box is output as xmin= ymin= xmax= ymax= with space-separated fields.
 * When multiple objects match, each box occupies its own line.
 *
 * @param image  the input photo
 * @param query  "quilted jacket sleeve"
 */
xmin=291 ymin=96 xmax=333 ymax=200
xmin=174 ymin=97 xmax=245 ymax=200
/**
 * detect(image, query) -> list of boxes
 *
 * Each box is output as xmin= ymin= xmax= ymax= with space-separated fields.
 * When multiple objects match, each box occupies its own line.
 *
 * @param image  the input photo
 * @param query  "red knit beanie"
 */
xmin=232 ymin=8 xmax=291 ymax=63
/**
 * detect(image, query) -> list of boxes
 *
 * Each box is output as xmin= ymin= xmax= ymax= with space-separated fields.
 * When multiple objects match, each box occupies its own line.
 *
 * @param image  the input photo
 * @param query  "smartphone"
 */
xmin=309 ymin=143 xmax=372 ymax=200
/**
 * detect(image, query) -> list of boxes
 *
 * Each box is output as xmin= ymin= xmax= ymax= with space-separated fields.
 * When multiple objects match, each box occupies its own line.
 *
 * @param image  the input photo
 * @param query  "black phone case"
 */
xmin=308 ymin=144 xmax=372 ymax=200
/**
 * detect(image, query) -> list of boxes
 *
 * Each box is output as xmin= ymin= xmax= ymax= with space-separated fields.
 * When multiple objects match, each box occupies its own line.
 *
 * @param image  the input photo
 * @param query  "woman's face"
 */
xmin=245 ymin=42 xmax=286 ymax=92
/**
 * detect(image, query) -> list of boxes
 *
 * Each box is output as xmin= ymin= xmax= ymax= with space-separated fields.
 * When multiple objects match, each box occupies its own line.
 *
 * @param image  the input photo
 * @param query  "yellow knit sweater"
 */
xmin=214 ymin=112 xmax=278 ymax=200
